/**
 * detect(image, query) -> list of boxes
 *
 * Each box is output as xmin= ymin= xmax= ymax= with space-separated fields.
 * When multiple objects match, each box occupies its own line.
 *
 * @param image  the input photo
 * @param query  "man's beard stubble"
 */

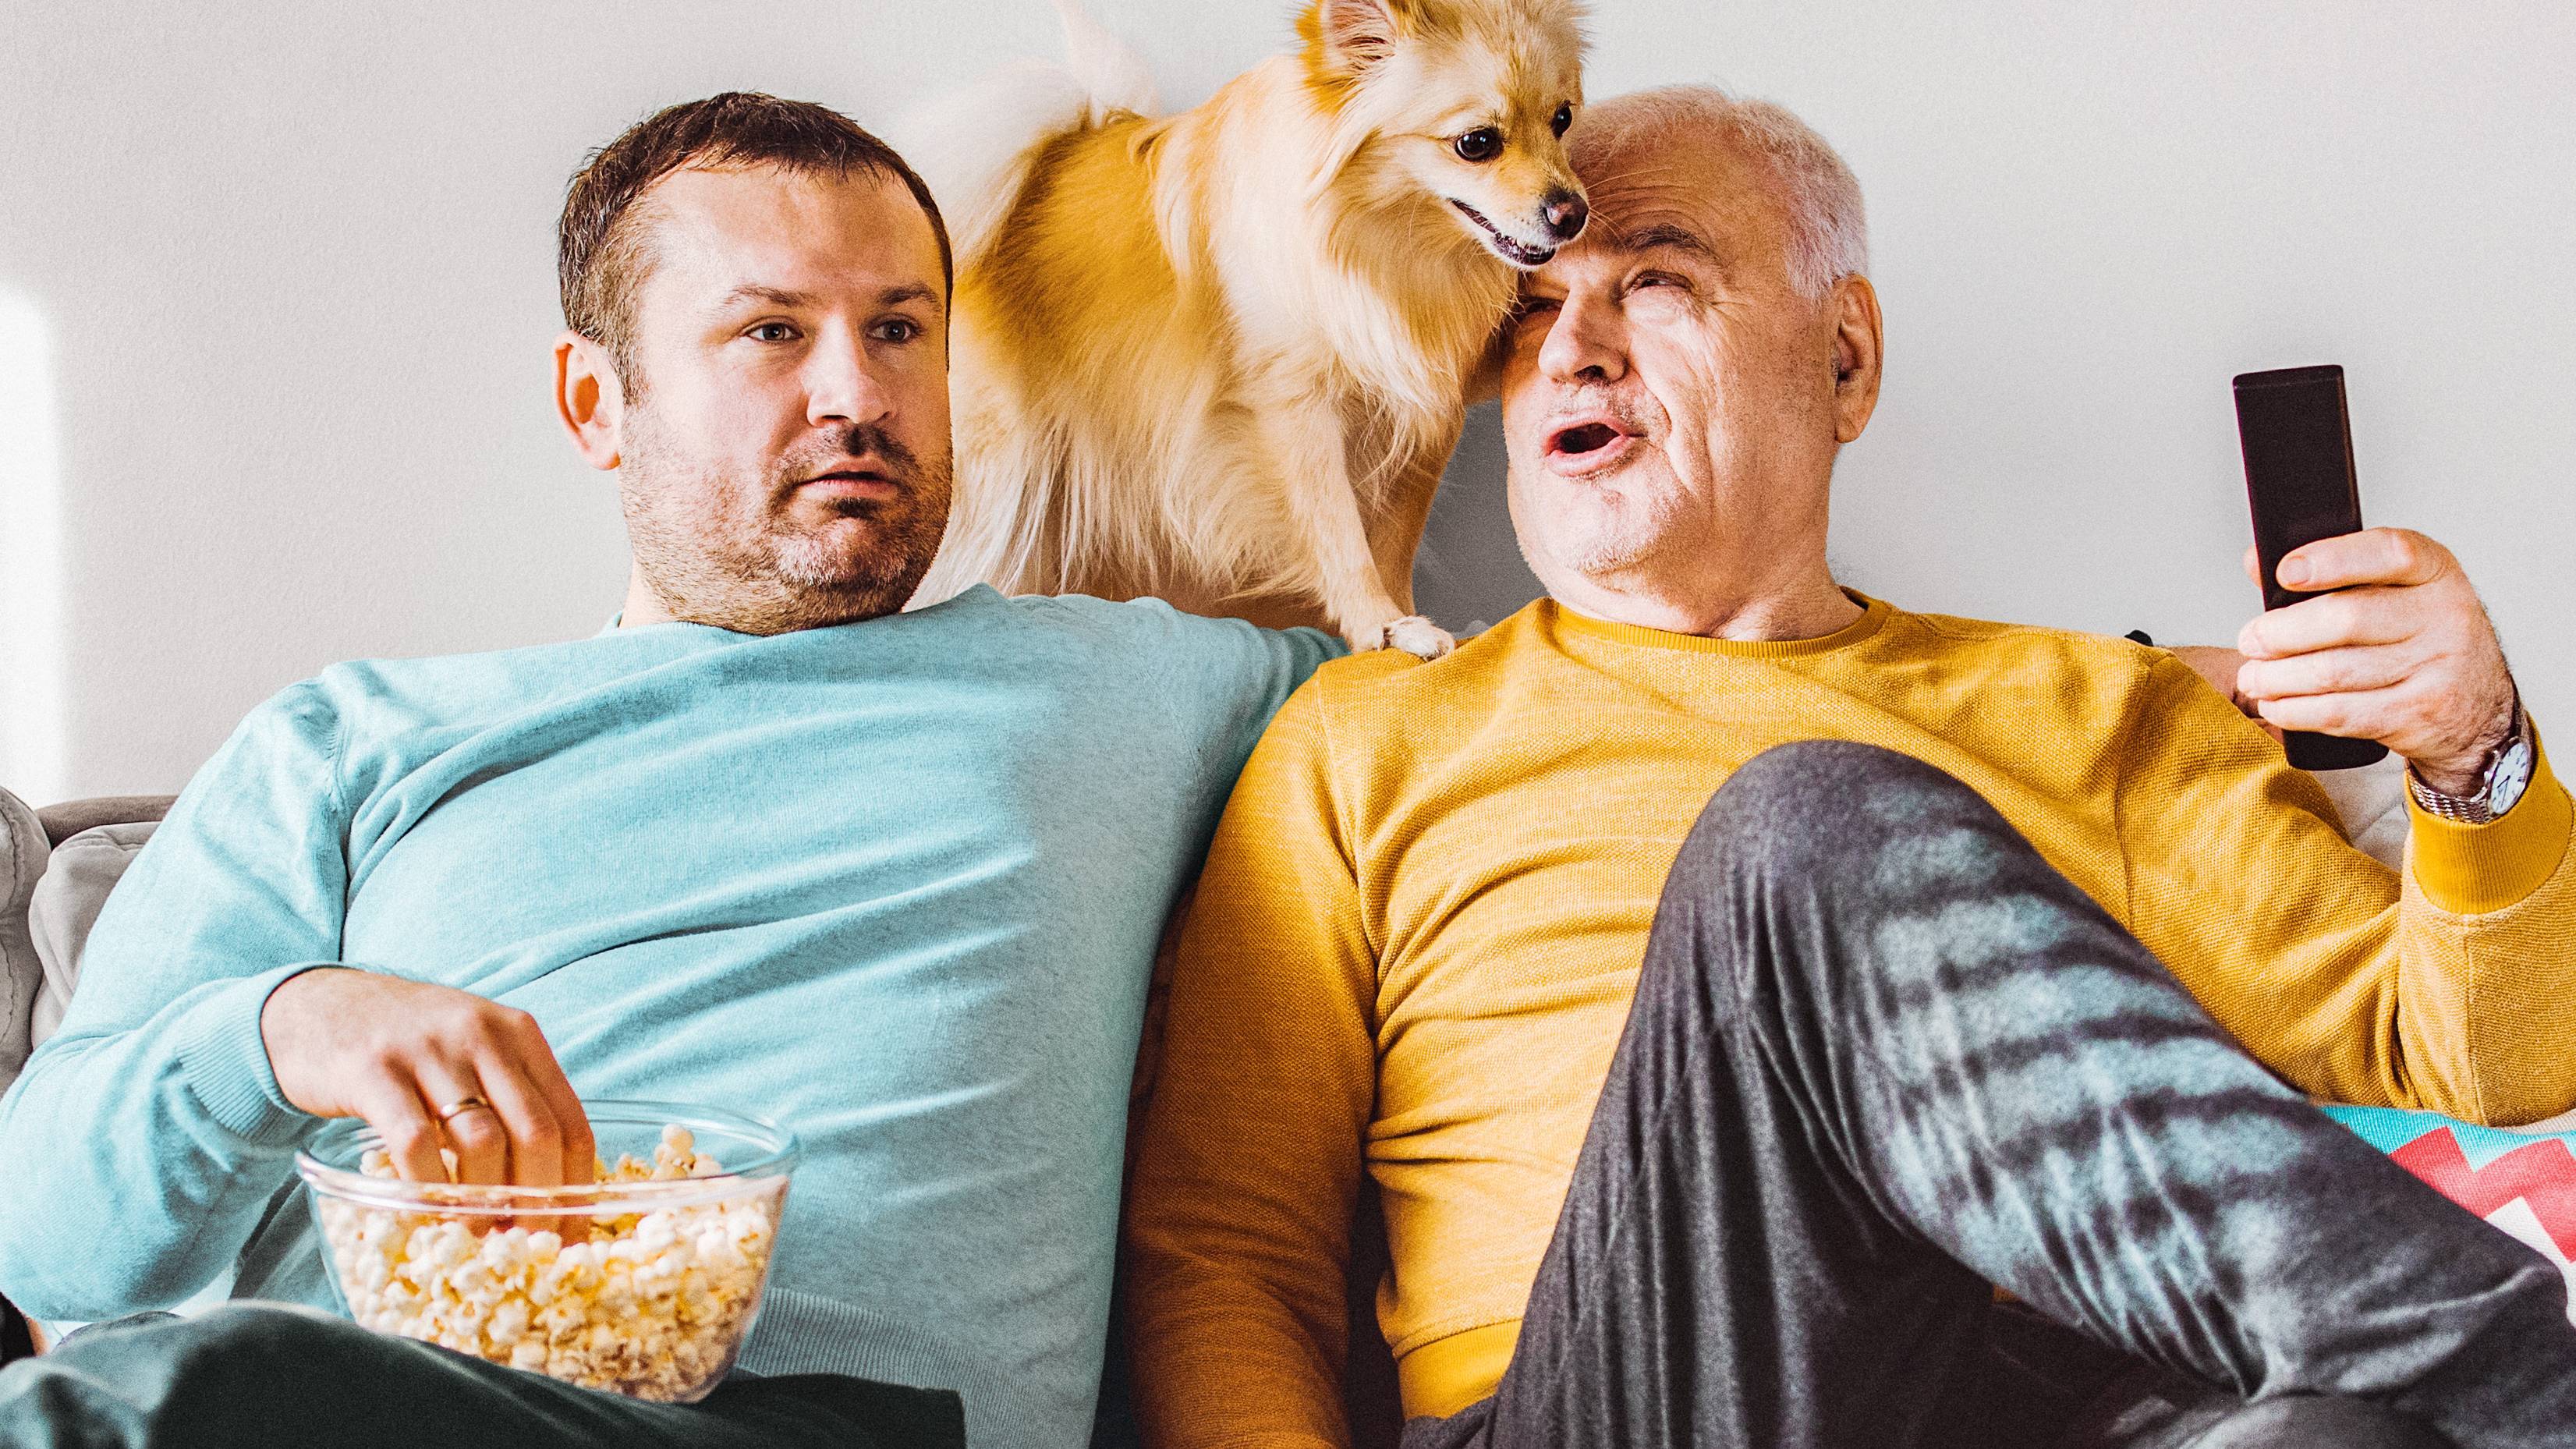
xmin=1511 ymin=389 xmax=1685 ymax=578
xmin=1556 ymin=481 xmax=1688 ymax=576
xmin=619 ymin=408 xmax=952 ymax=636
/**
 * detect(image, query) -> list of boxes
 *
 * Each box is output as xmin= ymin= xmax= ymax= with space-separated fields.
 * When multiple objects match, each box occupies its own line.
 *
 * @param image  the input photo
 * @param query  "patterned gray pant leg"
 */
xmin=1463 ymin=742 xmax=2571 ymax=1449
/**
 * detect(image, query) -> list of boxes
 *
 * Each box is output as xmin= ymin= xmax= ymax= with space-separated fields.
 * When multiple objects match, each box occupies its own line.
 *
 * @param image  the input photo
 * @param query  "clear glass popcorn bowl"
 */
xmin=296 ymin=1100 xmax=797 ymax=1402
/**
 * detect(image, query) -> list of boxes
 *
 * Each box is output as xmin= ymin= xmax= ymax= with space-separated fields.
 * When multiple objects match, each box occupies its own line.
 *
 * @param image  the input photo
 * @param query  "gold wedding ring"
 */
xmin=434 ymin=1094 xmax=493 ymax=1123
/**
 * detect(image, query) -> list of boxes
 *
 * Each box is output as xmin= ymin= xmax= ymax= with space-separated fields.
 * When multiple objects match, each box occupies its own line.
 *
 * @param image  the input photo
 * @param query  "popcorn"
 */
xmin=314 ymin=1124 xmax=776 ymax=1401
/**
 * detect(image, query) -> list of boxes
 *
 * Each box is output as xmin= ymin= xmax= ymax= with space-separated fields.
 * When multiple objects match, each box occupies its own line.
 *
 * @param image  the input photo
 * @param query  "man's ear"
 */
xmin=1828 ymin=274 xmax=1884 ymax=445
xmin=554 ymin=330 xmax=626 ymax=472
xmin=1314 ymin=0 xmax=1409 ymax=76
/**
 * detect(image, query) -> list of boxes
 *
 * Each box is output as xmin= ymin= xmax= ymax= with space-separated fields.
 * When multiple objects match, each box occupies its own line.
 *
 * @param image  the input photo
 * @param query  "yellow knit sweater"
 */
xmin=1124 ymin=593 xmax=2575 ymax=1445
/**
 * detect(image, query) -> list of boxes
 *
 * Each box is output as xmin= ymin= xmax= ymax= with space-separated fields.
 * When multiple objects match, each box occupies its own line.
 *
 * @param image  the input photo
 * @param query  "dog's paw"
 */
xmin=1369 ymin=616 xmax=1456 ymax=659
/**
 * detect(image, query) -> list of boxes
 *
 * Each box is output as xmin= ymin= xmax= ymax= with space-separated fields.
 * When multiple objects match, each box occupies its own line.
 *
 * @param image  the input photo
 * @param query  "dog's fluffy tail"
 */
xmin=1051 ymin=0 xmax=1159 ymax=119
xmin=893 ymin=0 xmax=1160 ymax=271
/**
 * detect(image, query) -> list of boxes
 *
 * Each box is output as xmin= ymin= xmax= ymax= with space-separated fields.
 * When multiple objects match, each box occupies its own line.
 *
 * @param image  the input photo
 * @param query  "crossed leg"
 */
xmin=1407 ymin=741 xmax=2573 ymax=1449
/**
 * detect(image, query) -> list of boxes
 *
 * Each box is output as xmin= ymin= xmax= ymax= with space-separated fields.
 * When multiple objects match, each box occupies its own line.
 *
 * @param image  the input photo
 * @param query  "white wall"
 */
xmin=2 ymin=2 xmax=2568 ymax=801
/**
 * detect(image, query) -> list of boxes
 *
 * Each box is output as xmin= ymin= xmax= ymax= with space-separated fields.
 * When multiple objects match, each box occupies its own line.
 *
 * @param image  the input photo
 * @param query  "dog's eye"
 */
xmin=1551 ymin=104 xmax=1573 ymax=137
xmin=1453 ymin=127 xmax=1502 ymax=163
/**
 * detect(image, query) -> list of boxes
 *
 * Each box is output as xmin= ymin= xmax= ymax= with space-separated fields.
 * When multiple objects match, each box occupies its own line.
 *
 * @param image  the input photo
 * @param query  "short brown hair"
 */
xmin=558 ymin=91 xmax=953 ymax=369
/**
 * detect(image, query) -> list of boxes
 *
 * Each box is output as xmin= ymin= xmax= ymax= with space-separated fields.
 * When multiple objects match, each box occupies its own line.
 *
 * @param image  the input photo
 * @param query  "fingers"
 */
xmin=525 ymin=1036 xmax=597 ymax=1187
xmin=417 ymin=1063 xmax=508 ymax=1186
xmin=471 ymin=1070 xmax=563 ymax=1188
xmin=2255 ymin=684 xmax=2408 ymax=740
xmin=2238 ymin=586 xmax=2417 ymax=659
xmin=2277 ymin=527 xmax=2450 ymax=594
xmin=477 ymin=1013 xmax=591 ymax=1187
xmin=2230 ymin=523 xmax=2517 ymax=774
xmin=445 ymin=1006 xmax=588 ymax=1188
xmin=361 ymin=1081 xmax=452 ymax=1185
xmin=388 ymin=1004 xmax=587 ymax=1189
xmin=2236 ymin=643 xmax=2415 ymax=703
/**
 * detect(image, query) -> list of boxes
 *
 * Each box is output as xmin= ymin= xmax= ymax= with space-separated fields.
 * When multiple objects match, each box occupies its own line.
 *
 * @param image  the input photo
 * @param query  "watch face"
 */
xmin=2492 ymin=737 xmax=2535 ymax=817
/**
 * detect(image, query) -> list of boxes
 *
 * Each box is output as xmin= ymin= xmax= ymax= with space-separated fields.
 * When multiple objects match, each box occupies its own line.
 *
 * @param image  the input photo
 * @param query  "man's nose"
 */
xmin=1541 ymin=190 xmax=1588 ymax=243
xmin=805 ymin=328 xmax=888 ymax=427
xmin=1536 ymin=289 xmax=1624 ymax=384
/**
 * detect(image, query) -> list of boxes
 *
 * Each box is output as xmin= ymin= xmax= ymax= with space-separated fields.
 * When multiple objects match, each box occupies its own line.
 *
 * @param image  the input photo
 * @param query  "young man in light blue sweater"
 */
xmin=0 ymin=93 xmax=1337 ymax=1449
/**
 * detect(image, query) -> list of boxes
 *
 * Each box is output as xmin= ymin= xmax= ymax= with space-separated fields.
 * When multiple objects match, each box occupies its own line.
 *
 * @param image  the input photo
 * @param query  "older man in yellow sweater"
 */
xmin=1125 ymin=86 xmax=2576 ymax=1449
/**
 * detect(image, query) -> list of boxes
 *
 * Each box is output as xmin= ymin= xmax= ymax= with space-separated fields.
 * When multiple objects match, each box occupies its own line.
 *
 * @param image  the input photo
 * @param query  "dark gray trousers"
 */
xmin=1405 ymin=742 xmax=2575 ymax=1449
xmin=0 ymin=1303 xmax=963 ymax=1448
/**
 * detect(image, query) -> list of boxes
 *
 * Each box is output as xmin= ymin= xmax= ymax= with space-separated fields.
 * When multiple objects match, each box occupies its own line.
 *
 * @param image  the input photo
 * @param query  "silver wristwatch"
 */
xmin=2408 ymin=702 xmax=2536 ymax=826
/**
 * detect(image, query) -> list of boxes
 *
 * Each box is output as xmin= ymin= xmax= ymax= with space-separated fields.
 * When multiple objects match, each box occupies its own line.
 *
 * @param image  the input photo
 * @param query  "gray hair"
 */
xmin=1575 ymin=85 xmax=1869 ymax=299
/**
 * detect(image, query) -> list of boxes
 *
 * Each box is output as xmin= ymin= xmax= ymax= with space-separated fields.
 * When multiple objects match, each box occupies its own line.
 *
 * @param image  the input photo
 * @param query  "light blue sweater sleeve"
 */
xmin=0 ymin=682 xmax=345 ymax=1318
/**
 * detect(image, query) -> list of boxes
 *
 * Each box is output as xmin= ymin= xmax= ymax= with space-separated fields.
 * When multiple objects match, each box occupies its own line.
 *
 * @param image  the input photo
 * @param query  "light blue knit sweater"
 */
xmin=0 ymin=586 xmax=1338 ymax=1447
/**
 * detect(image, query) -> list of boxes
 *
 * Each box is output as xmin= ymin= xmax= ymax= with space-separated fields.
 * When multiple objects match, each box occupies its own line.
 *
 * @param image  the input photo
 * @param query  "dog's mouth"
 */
xmin=1450 ymin=200 xmax=1557 ymax=269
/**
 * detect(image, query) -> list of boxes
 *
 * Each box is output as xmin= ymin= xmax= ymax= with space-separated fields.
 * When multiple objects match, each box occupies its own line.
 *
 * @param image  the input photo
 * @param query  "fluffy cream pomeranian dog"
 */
xmin=904 ymin=0 xmax=1589 ymax=654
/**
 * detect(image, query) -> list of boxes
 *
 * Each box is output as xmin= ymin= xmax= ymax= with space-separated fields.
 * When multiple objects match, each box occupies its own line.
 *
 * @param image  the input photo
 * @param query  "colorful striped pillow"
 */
xmin=2325 ymin=1104 xmax=2576 ymax=1322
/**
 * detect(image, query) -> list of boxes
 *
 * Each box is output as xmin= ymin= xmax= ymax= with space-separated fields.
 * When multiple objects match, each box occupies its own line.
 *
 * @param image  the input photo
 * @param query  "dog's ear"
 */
xmin=1315 ymin=0 xmax=1408 ymax=75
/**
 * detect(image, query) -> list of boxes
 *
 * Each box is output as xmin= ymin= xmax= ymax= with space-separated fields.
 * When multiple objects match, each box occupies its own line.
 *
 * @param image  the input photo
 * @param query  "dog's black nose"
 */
xmin=1543 ymin=190 xmax=1588 ymax=242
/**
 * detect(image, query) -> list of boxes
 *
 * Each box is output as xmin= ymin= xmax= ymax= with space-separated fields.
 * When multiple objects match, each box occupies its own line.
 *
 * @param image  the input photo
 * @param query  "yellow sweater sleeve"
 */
xmin=2119 ymin=654 xmax=2576 ymax=1124
xmin=1125 ymin=682 xmax=1376 ymax=1449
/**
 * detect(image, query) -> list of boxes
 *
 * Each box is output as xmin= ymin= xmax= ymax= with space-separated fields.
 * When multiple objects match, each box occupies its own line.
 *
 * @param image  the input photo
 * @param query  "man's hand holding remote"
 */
xmin=2231 ymin=526 xmax=2521 ymax=799
xmin=259 ymin=968 xmax=597 ymax=1188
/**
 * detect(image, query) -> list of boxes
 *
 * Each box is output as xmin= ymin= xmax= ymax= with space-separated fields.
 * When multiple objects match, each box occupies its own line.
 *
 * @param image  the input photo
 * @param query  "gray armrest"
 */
xmin=0 ymin=788 xmax=48 ymax=1096
xmin=37 ymin=795 xmax=173 ymax=848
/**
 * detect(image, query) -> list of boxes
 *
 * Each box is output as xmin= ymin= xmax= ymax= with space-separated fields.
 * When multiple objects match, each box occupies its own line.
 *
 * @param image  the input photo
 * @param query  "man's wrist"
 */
xmin=183 ymin=963 xmax=335 ymax=1144
xmin=2413 ymin=758 xmax=2495 ymax=801
xmin=2408 ymin=697 xmax=2533 ymax=823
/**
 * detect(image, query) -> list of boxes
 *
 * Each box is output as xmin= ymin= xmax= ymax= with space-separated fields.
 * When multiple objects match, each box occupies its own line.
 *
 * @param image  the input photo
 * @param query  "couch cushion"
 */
xmin=36 ymin=795 xmax=173 ymax=848
xmin=0 ymin=788 xmax=48 ymax=1096
xmin=2313 ymin=754 xmax=2408 ymax=871
xmin=2325 ymin=1104 xmax=2576 ymax=1324
xmin=27 ymin=821 xmax=158 ymax=1054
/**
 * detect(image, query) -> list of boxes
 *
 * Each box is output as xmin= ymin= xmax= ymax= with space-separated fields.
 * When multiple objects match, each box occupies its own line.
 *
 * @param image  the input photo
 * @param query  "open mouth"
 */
xmin=1542 ymin=414 xmax=1643 ymax=475
xmin=1549 ymin=423 xmax=1621 ymax=455
xmin=1546 ymin=416 xmax=1639 ymax=457
xmin=1450 ymin=200 xmax=1557 ymax=268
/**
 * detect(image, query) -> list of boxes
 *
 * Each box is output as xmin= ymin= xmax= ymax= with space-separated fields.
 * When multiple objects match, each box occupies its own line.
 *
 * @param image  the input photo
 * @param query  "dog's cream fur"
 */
xmin=905 ymin=0 xmax=1589 ymax=653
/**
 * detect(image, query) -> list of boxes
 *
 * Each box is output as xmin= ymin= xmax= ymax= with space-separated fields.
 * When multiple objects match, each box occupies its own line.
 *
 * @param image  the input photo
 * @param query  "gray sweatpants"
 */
xmin=1404 ymin=741 xmax=2574 ymax=1449
xmin=0 ymin=1302 xmax=962 ymax=1447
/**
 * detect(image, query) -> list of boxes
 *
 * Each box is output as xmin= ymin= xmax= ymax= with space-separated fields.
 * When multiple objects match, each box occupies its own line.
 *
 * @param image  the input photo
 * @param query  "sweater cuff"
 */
xmin=2408 ymin=727 xmax=2572 ymax=916
xmin=172 ymin=963 xmax=330 ymax=1146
